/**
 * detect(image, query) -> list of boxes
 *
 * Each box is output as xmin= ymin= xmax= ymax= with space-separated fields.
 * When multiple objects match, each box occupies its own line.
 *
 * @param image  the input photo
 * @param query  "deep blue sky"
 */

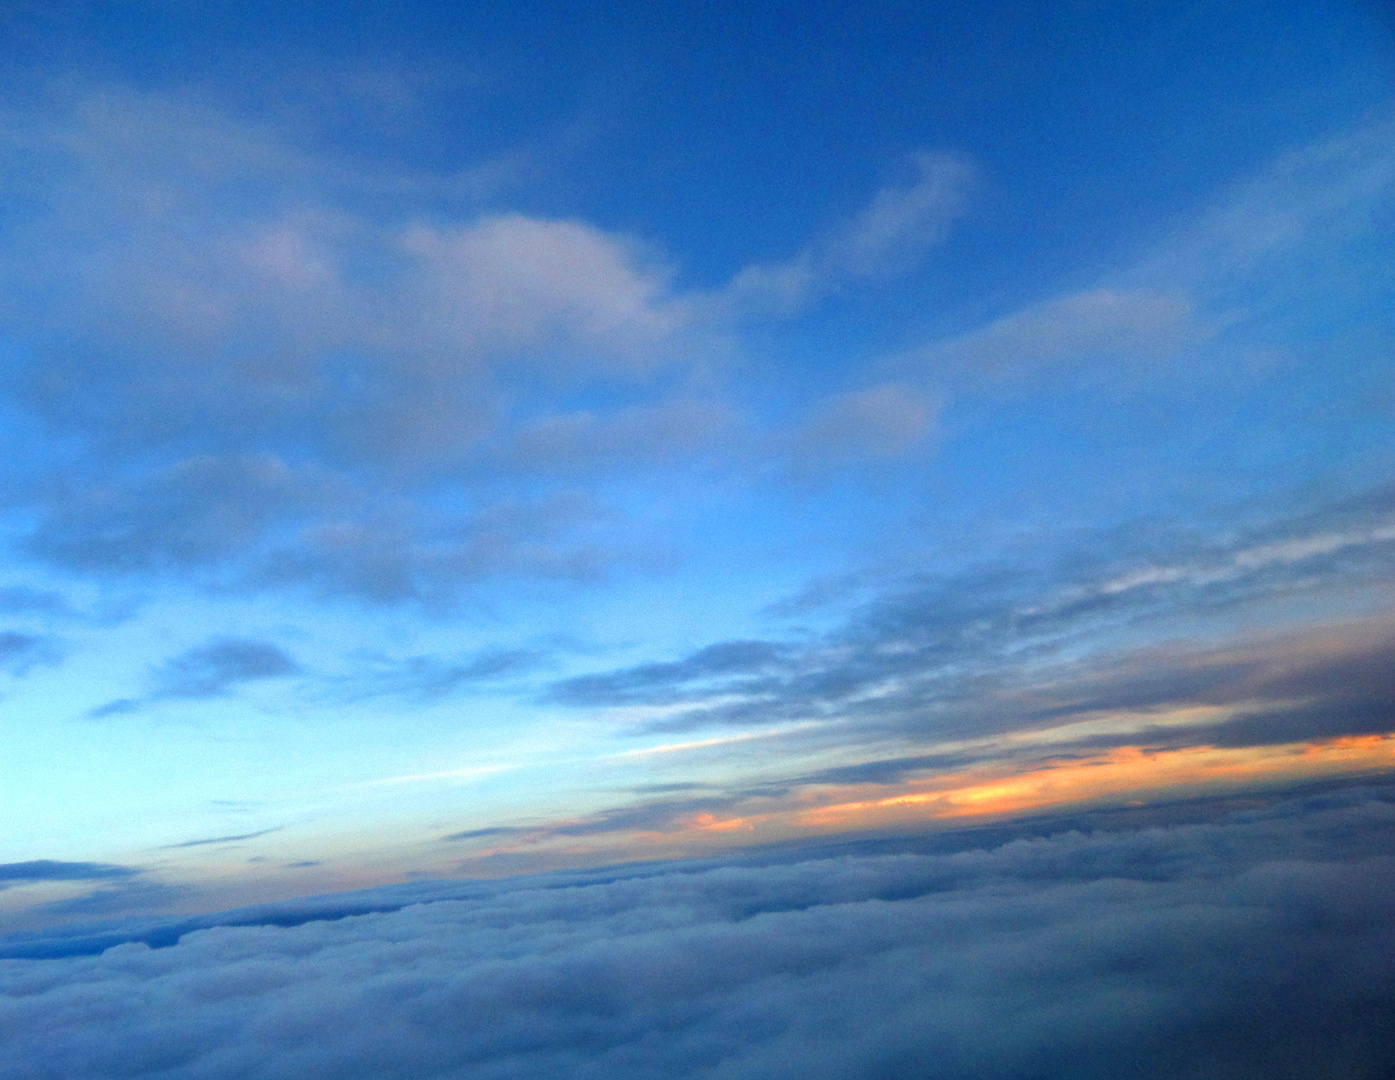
xmin=0 ymin=0 xmax=1392 ymax=925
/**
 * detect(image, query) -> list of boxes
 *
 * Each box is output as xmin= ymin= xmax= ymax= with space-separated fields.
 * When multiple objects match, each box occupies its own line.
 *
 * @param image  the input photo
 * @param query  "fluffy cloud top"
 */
xmin=2 ymin=783 xmax=1392 ymax=1078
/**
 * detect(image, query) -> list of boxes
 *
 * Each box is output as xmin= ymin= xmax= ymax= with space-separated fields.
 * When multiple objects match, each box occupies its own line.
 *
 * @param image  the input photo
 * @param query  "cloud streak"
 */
xmin=725 ymin=152 xmax=975 ymax=315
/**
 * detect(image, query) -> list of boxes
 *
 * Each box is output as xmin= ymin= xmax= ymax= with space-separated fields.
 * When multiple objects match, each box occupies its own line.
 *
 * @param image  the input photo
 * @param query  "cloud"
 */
xmin=891 ymin=113 xmax=1395 ymax=395
xmin=907 ymin=288 xmax=1202 ymax=382
xmin=0 ymin=587 xmax=72 ymax=615
xmin=256 ymin=491 xmax=612 ymax=603
xmin=548 ymin=639 xmax=791 ymax=707
xmin=0 ymin=631 xmax=58 ymax=676
xmin=27 ymin=455 xmax=340 ymax=577
xmin=37 ymin=881 xmax=192 ymax=919
xmin=545 ymin=486 xmax=1395 ymax=745
xmin=150 ymin=639 xmax=301 ymax=700
xmin=791 ymin=383 xmax=938 ymax=465
xmin=0 ymin=85 xmax=708 ymax=604
xmin=332 ymin=648 xmax=545 ymax=703
xmin=28 ymin=447 xmax=613 ymax=603
xmin=497 ymin=398 xmax=738 ymax=475
xmin=1136 ymin=111 xmax=1395 ymax=292
xmin=2 ymin=88 xmax=690 ymax=448
xmin=0 ymin=860 xmax=137 ymax=887
xmin=1 ymin=783 xmax=1392 ymax=1078
xmin=85 ymin=698 xmax=139 ymax=719
xmin=160 ymin=829 xmax=284 ymax=850
xmin=726 ymin=152 xmax=974 ymax=315
xmin=395 ymin=215 xmax=687 ymax=366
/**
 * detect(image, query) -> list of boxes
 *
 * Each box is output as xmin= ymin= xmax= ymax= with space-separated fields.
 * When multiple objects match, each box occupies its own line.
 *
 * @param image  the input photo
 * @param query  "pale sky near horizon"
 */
xmin=1 ymin=0 xmax=1393 ymax=927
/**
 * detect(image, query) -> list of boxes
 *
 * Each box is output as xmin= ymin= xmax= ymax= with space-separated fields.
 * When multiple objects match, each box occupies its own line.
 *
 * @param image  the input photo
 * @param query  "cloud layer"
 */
xmin=2 ymin=783 xmax=1393 ymax=1078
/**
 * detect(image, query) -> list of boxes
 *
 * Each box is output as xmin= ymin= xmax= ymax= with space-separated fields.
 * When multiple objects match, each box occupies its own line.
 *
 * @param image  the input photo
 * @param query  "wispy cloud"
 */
xmin=543 ymin=487 xmax=1395 ymax=770
xmin=329 ymin=647 xmax=545 ymax=704
xmin=0 ymin=630 xmax=60 ymax=676
xmin=724 ymin=152 xmax=975 ymax=316
xmin=88 ymin=637 xmax=301 ymax=717
xmin=160 ymin=828 xmax=284 ymax=850
xmin=903 ymin=288 xmax=1203 ymax=382
xmin=0 ymin=859 xmax=138 ymax=887
xmin=151 ymin=639 xmax=301 ymax=700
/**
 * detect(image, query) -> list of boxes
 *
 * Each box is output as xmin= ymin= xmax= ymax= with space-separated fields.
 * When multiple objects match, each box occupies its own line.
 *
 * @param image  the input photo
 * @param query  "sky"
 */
xmin=0 ymin=0 xmax=1393 ymax=937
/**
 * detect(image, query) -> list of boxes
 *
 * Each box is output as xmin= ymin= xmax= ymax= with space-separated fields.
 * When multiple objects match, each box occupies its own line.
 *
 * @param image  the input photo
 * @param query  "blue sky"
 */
xmin=1 ymin=0 xmax=1393 ymax=925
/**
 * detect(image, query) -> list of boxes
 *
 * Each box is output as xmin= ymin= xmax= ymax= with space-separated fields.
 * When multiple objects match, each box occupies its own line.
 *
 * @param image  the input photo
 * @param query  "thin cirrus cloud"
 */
xmin=326 ymin=647 xmax=546 ymax=704
xmin=160 ymin=828 xmax=284 ymax=850
xmin=722 ymin=152 xmax=976 ymax=316
xmin=904 ymin=288 xmax=1202 ymax=383
xmin=888 ymin=113 xmax=1395 ymax=395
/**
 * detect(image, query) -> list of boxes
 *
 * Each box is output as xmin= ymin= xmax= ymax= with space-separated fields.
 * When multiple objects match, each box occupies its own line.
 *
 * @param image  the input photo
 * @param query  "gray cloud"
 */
xmin=160 ymin=828 xmax=284 ymax=850
xmin=790 ymin=383 xmax=938 ymax=467
xmin=0 ymin=860 xmax=138 ymax=886
xmin=0 ymin=89 xmax=991 ymax=607
xmin=548 ymin=639 xmax=791 ymax=707
xmin=0 ymin=631 xmax=58 ymax=676
xmin=38 ymin=881 xmax=192 ymax=919
xmin=27 ymin=455 xmax=340 ymax=578
xmin=904 ymin=288 xmax=1204 ymax=383
xmin=441 ymin=825 xmax=529 ymax=842
xmin=495 ymin=399 xmax=739 ymax=476
xmin=85 ymin=698 xmax=139 ymax=719
xmin=151 ymin=639 xmax=301 ymax=700
xmin=335 ymin=648 xmax=545 ymax=703
xmin=0 ymin=87 xmax=700 ymax=604
xmin=1 ymin=783 xmax=1392 ymax=1078
xmin=0 ymin=586 xmax=72 ymax=615
xmin=547 ymin=489 xmax=1395 ymax=749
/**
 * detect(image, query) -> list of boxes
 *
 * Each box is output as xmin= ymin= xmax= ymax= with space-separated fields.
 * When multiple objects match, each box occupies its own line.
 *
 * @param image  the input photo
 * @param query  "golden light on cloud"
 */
xmin=799 ymin=735 xmax=1395 ymax=831
xmin=443 ymin=733 xmax=1395 ymax=881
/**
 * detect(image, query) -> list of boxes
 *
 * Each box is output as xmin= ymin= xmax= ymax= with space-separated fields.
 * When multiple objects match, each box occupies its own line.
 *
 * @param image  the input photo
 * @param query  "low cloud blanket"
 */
xmin=2 ymin=783 xmax=1394 ymax=1079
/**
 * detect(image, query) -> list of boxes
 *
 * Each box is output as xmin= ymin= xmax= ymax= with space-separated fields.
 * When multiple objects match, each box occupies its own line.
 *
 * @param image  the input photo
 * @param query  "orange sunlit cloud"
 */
xmin=798 ymin=735 xmax=1395 ymax=830
xmin=443 ymin=734 xmax=1395 ymax=880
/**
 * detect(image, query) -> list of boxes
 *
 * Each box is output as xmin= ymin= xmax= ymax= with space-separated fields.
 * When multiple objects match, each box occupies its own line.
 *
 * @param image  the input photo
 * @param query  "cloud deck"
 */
xmin=4 ymin=781 xmax=1393 ymax=1079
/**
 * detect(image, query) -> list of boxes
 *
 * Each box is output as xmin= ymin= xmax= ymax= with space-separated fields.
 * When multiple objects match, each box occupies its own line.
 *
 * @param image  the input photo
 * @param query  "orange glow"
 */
xmin=799 ymin=735 xmax=1395 ymax=830
xmin=448 ymin=734 xmax=1395 ymax=879
xmin=690 ymin=813 xmax=757 ymax=832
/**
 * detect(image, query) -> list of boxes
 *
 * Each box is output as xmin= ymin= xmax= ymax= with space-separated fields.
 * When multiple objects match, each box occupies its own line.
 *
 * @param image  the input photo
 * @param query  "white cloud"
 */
xmin=0 ymin=85 xmax=708 ymax=598
xmin=793 ymin=383 xmax=938 ymax=465
xmin=822 ymin=152 xmax=975 ymax=278
xmin=1135 ymin=111 xmax=1395 ymax=291
xmin=1094 ymin=520 xmax=1395 ymax=598
xmin=891 ymin=113 xmax=1395 ymax=394
xmin=725 ymin=153 xmax=975 ymax=316
xmin=500 ymin=398 xmax=738 ymax=473
xmin=397 ymin=216 xmax=687 ymax=366
xmin=1 ymin=86 xmax=693 ymax=422
xmin=908 ymin=288 xmax=1200 ymax=381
